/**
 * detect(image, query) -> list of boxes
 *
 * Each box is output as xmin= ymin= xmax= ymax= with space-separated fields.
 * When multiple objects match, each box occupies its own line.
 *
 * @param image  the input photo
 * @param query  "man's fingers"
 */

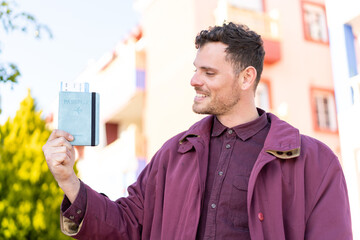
xmin=42 ymin=130 xmax=77 ymax=190
xmin=45 ymin=135 xmax=73 ymax=151
xmin=55 ymin=136 xmax=73 ymax=150
xmin=46 ymin=152 xmax=72 ymax=167
xmin=47 ymin=129 xmax=74 ymax=142
xmin=47 ymin=145 xmax=68 ymax=155
xmin=43 ymin=145 xmax=73 ymax=164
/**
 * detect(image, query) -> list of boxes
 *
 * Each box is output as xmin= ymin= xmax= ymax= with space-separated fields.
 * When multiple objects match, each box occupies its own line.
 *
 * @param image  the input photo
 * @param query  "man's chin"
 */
xmin=193 ymin=111 xmax=209 ymax=115
xmin=192 ymin=106 xmax=211 ymax=115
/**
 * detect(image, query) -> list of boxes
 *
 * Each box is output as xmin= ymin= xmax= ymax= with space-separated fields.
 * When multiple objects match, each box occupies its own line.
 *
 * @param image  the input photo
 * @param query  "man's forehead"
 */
xmin=197 ymin=42 xmax=228 ymax=52
xmin=193 ymin=43 xmax=228 ymax=66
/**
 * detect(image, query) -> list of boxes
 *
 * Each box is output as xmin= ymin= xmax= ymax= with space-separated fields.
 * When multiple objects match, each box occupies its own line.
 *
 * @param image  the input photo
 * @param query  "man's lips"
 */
xmin=194 ymin=92 xmax=209 ymax=102
xmin=195 ymin=93 xmax=207 ymax=98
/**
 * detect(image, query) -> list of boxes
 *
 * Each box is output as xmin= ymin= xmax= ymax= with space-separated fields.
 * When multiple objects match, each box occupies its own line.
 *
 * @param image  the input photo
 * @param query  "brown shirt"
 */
xmin=197 ymin=110 xmax=270 ymax=239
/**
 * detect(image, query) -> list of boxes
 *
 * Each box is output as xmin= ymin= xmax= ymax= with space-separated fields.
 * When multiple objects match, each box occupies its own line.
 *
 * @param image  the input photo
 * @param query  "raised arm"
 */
xmin=42 ymin=129 xmax=80 ymax=203
xmin=42 ymin=129 xmax=151 ymax=239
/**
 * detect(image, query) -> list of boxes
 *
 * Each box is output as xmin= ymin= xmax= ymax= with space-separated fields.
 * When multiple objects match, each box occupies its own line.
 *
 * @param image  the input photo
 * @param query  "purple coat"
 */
xmin=61 ymin=113 xmax=353 ymax=239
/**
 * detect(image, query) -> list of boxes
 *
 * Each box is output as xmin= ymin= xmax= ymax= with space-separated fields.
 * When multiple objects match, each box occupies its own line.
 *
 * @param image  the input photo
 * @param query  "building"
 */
xmin=326 ymin=0 xmax=360 ymax=236
xmin=65 ymin=0 xmax=347 ymax=216
xmin=136 ymin=0 xmax=340 ymax=159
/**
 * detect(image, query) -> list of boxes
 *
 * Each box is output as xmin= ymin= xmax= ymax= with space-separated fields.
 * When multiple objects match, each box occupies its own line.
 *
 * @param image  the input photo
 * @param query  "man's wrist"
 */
xmin=58 ymin=175 xmax=81 ymax=203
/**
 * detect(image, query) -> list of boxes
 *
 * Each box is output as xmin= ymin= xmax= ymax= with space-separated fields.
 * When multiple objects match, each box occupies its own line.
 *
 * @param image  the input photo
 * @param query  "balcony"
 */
xmin=215 ymin=1 xmax=281 ymax=64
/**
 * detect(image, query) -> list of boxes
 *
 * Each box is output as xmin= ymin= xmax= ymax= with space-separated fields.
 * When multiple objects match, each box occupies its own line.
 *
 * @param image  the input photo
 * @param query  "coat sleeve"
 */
xmin=60 ymin=157 xmax=159 ymax=240
xmin=305 ymin=156 xmax=353 ymax=239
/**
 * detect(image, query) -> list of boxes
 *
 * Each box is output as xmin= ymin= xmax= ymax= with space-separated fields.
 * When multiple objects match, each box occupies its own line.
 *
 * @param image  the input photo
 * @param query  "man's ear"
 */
xmin=240 ymin=66 xmax=257 ymax=90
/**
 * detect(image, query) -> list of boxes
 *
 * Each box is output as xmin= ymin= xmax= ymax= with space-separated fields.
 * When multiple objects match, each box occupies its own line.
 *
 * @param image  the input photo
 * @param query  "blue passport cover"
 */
xmin=58 ymin=91 xmax=100 ymax=146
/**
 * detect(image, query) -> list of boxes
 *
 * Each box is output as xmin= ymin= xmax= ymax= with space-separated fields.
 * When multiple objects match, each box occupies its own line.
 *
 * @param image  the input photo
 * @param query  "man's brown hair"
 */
xmin=195 ymin=22 xmax=265 ymax=88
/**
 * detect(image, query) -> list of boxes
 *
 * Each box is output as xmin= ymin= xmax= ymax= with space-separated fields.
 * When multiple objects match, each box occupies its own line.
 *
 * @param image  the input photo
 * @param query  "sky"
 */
xmin=0 ymin=0 xmax=139 ymax=124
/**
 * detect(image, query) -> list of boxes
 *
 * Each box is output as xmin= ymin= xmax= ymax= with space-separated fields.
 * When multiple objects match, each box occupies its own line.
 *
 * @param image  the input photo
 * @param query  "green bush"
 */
xmin=0 ymin=90 xmax=71 ymax=239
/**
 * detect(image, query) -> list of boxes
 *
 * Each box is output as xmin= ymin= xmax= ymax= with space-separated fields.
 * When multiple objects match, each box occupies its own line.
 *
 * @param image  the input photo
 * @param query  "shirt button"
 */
xmin=228 ymin=129 xmax=233 ymax=134
xmin=211 ymin=203 xmax=216 ymax=209
xmin=69 ymin=215 xmax=75 ymax=220
xmin=258 ymin=212 xmax=264 ymax=221
xmin=225 ymin=144 xmax=231 ymax=149
xmin=77 ymin=209 xmax=82 ymax=214
xmin=218 ymin=171 xmax=224 ymax=176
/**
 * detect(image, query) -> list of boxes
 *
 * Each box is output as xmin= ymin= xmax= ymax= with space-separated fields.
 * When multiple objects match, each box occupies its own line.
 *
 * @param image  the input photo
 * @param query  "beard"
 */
xmin=192 ymin=94 xmax=241 ymax=115
xmin=192 ymin=81 xmax=241 ymax=116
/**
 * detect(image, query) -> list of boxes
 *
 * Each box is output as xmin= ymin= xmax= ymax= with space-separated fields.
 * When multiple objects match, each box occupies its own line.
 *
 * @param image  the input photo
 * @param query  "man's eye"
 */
xmin=206 ymin=72 xmax=215 ymax=76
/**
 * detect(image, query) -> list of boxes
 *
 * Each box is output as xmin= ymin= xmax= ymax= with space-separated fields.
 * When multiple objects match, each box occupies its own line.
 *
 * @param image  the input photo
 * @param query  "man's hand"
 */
xmin=43 ymin=129 xmax=80 ymax=203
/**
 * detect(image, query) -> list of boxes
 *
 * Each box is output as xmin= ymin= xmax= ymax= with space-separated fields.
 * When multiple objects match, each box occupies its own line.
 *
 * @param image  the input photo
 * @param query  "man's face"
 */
xmin=191 ymin=42 xmax=242 ymax=117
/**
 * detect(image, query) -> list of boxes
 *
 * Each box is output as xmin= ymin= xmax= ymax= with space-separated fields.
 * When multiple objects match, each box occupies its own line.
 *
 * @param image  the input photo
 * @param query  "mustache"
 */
xmin=194 ymin=87 xmax=209 ymax=94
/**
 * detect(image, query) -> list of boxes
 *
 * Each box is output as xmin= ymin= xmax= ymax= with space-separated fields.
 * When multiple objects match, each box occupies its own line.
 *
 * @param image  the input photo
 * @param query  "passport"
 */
xmin=58 ymin=83 xmax=100 ymax=146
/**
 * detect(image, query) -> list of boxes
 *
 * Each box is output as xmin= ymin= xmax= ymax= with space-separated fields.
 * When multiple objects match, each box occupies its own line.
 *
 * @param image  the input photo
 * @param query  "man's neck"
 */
xmin=216 ymin=106 xmax=259 ymax=128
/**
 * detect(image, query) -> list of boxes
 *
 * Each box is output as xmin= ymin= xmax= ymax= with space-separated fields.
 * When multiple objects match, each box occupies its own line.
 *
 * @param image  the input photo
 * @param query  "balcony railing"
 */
xmin=227 ymin=6 xmax=280 ymax=41
xmin=216 ymin=1 xmax=281 ymax=64
xmin=216 ymin=1 xmax=280 ymax=40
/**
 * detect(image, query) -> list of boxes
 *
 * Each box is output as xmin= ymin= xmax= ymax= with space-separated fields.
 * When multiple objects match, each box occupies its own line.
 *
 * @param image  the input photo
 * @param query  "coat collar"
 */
xmin=178 ymin=112 xmax=301 ymax=160
xmin=178 ymin=116 xmax=213 ymax=153
xmin=263 ymin=113 xmax=301 ymax=159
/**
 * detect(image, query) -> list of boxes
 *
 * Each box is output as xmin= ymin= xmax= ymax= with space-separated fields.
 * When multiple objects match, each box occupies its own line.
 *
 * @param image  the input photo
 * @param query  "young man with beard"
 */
xmin=43 ymin=22 xmax=353 ymax=239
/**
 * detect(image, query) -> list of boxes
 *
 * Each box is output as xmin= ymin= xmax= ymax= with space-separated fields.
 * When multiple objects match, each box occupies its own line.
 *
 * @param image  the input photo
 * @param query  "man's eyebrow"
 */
xmin=200 ymin=66 xmax=216 ymax=71
xmin=193 ymin=64 xmax=217 ymax=71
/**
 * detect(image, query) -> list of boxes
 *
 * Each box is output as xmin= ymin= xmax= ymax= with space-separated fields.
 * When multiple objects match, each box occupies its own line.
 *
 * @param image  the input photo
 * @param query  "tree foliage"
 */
xmin=0 ymin=91 xmax=71 ymax=239
xmin=0 ymin=0 xmax=52 ymax=84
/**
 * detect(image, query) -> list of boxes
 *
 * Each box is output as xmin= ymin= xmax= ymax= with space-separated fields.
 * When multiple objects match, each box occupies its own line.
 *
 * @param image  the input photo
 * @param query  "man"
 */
xmin=43 ymin=22 xmax=353 ymax=239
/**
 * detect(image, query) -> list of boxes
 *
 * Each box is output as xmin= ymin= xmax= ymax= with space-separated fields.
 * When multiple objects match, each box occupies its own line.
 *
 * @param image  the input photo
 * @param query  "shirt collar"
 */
xmin=211 ymin=108 xmax=269 ymax=141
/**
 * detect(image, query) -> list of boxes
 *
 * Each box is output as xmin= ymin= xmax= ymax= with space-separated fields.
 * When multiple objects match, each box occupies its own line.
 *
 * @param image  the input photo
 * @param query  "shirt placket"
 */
xmin=204 ymin=129 xmax=236 ymax=239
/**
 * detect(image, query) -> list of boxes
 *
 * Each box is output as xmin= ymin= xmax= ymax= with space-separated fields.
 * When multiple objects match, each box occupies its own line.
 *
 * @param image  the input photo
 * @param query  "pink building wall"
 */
xmin=138 ymin=0 xmax=340 ymax=159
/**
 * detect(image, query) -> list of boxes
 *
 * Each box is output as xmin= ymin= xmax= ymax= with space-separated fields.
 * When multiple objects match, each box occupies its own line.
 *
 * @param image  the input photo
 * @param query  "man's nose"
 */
xmin=190 ymin=72 xmax=203 ymax=87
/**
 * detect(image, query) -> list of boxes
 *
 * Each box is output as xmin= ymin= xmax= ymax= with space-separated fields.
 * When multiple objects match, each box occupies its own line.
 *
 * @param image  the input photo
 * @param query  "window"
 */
xmin=347 ymin=13 xmax=360 ymax=75
xmin=311 ymin=88 xmax=337 ymax=133
xmin=105 ymin=122 xmax=119 ymax=145
xmin=350 ymin=30 xmax=360 ymax=76
xmin=302 ymin=2 xmax=328 ymax=44
xmin=255 ymin=79 xmax=272 ymax=111
xmin=344 ymin=24 xmax=359 ymax=78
